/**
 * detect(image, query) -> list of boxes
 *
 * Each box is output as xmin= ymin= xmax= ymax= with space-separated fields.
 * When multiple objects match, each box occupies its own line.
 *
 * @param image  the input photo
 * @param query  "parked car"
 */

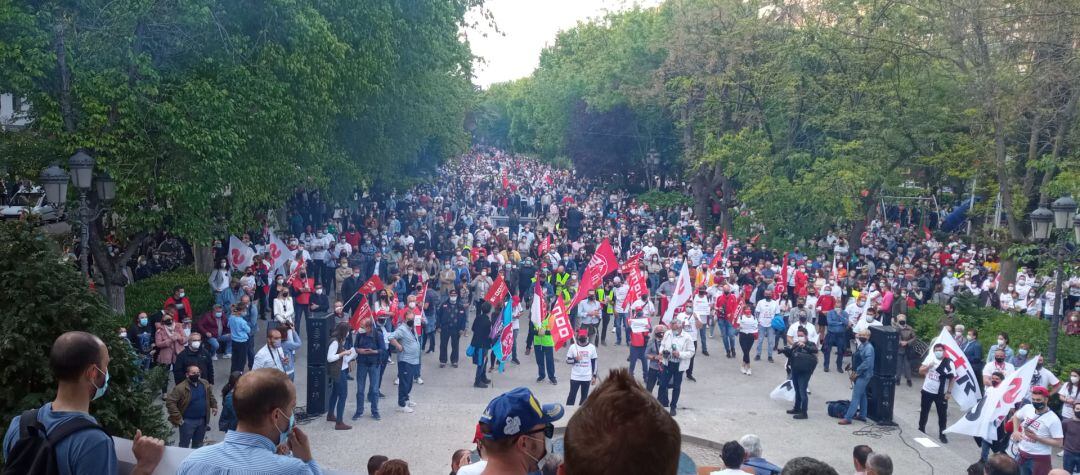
xmin=0 ymin=187 xmax=61 ymax=222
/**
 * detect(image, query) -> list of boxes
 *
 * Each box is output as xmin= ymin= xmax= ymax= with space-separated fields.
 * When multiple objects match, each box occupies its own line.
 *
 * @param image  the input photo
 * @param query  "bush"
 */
xmin=124 ymin=266 xmax=213 ymax=324
xmin=638 ymin=190 xmax=693 ymax=209
xmin=0 ymin=221 xmax=170 ymax=444
xmin=908 ymin=299 xmax=1080 ymax=380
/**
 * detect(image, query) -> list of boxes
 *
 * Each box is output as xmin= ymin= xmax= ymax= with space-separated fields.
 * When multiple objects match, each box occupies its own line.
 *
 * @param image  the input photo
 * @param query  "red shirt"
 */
xmin=291 ymin=278 xmax=314 ymax=305
xmin=816 ymin=295 xmax=836 ymax=314
xmin=715 ymin=294 xmax=739 ymax=323
xmin=344 ymin=231 xmax=361 ymax=248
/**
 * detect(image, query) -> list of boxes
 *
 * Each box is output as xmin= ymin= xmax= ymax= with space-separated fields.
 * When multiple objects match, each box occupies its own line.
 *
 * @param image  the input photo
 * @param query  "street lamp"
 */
xmin=1031 ymin=196 xmax=1078 ymax=366
xmin=39 ymin=165 xmax=69 ymax=206
xmin=94 ymin=171 xmax=116 ymax=202
xmin=646 ymin=148 xmax=660 ymax=189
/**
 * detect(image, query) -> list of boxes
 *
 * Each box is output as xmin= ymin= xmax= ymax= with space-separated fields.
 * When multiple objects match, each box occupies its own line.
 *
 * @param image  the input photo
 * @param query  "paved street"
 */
xmin=183 ymin=315 xmax=979 ymax=474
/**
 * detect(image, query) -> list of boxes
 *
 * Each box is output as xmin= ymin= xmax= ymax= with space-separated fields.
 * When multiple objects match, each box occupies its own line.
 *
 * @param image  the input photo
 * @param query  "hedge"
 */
xmin=907 ymin=296 xmax=1080 ymax=380
xmin=638 ymin=190 xmax=693 ymax=209
xmin=124 ymin=266 xmax=214 ymax=323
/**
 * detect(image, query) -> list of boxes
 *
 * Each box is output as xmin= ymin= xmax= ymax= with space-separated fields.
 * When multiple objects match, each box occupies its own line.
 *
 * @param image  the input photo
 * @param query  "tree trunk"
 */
xmin=193 ymin=244 xmax=214 ymax=273
xmin=848 ymin=194 xmax=878 ymax=246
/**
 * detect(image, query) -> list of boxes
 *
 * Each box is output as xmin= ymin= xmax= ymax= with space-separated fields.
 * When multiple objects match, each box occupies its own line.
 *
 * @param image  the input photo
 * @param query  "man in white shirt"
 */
xmin=563 ymin=330 xmax=598 ymax=406
xmin=982 ymin=348 xmax=1015 ymax=386
xmin=754 ymin=291 xmax=780 ymax=362
xmin=576 ymin=294 xmax=602 ymax=344
xmin=252 ymin=328 xmax=288 ymax=373
xmin=691 ymin=287 xmax=712 ymax=358
xmin=657 ymin=319 xmax=694 ymax=416
xmin=853 ymin=308 xmax=883 ymax=334
xmin=613 ymin=277 xmax=630 ymax=345
xmin=1010 ymin=386 xmax=1064 ymax=474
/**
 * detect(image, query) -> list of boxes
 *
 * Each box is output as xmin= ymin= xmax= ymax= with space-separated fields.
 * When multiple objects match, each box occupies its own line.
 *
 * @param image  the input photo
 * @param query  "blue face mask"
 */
xmin=91 ymin=366 xmax=109 ymax=401
xmin=139 ymin=318 xmax=148 ymax=326
xmin=275 ymin=409 xmax=295 ymax=446
xmin=1019 ymin=349 xmax=1029 ymax=356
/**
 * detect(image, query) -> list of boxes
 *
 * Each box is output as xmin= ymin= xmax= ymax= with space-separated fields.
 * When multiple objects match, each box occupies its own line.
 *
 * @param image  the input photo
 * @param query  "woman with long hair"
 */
xmin=326 ymin=322 xmax=356 ymax=430
xmin=217 ymin=371 xmax=242 ymax=432
xmin=736 ymin=305 xmax=759 ymax=375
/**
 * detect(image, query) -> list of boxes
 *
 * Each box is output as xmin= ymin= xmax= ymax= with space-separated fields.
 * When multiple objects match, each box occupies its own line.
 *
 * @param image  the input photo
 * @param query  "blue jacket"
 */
xmin=743 ymin=457 xmax=782 ymax=475
xmin=826 ymin=309 xmax=848 ymax=333
xmin=853 ymin=341 xmax=875 ymax=377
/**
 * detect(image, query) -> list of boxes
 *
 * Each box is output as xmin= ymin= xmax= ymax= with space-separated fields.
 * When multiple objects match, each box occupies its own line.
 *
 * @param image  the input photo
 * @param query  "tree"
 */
xmin=0 ymin=220 xmax=170 ymax=439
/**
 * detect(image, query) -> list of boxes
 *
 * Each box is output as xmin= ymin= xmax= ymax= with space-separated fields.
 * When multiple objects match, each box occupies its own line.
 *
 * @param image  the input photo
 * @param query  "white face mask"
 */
xmin=1071 ymin=376 xmax=1079 ymax=384
xmin=934 ymin=350 xmax=944 ymax=359
xmin=316 ymin=289 xmax=323 ymax=295
xmin=408 ymin=302 xmax=416 ymax=308
xmin=997 ymin=339 xmax=1005 ymax=346
xmin=797 ymin=336 xmax=807 ymax=343
xmin=191 ymin=341 xmax=201 ymax=350
xmin=119 ymin=332 xmax=127 ymax=339
xmin=183 ymin=328 xmax=192 ymax=337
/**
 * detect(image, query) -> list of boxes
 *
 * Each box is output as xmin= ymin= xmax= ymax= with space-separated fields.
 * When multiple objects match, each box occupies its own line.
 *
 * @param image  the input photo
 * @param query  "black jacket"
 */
xmin=173 ymin=346 xmax=215 ymax=384
xmin=471 ymin=313 xmax=492 ymax=349
xmin=437 ymin=300 xmax=468 ymax=332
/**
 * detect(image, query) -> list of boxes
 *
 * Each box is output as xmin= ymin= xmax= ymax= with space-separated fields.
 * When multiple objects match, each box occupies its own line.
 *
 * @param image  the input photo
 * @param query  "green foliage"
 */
xmin=124 ymin=267 xmax=213 ymax=324
xmin=908 ymin=300 xmax=1080 ymax=380
xmin=0 ymin=221 xmax=170 ymax=441
xmin=638 ymin=190 xmax=693 ymax=209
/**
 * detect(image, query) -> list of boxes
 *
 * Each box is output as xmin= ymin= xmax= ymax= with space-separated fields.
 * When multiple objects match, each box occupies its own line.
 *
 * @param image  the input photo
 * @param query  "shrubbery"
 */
xmin=638 ymin=190 xmax=693 ymax=209
xmin=124 ymin=266 xmax=213 ymax=324
xmin=0 ymin=221 xmax=170 ymax=442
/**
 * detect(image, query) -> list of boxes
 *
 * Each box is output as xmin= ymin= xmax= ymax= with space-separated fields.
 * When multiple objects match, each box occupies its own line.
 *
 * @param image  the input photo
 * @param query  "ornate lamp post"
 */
xmin=1030 ymin=196 xmax=1079 ymax=366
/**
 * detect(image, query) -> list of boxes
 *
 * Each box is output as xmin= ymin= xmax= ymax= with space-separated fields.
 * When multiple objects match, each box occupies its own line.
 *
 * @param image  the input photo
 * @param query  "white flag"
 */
xmin=265 ymin=231 xmax=289 ymax=274
xmin=945 ymin=357 xmax=1040 ymax=440
xmin=530 ymin=279 xmax=546 ymax=328
xmin=227 ymin=235 xmax=255 ymax=271
xmin=931 ymin=328 xmax=983 ymax=410
xmin=662 ymin=263 xmax=692 ymax=324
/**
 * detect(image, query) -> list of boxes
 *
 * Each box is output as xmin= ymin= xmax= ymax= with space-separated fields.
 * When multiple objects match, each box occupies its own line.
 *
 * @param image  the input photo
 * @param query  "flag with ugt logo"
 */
xmin=491 ymin=301 xmax=515 ymax=372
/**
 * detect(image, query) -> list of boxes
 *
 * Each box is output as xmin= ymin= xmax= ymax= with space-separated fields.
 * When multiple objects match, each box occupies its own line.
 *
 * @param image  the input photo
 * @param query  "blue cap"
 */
xmin=479 ymin=387 xmax=564 ymax=440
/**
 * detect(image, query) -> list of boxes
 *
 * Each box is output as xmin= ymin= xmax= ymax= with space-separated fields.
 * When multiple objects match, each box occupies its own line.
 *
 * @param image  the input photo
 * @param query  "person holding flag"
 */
xmin=563 ymin=329 xmax=598 ymax=406
xmin=1011 ymin=386 xmax=1064 ymax=475
xmin=489 ymin=300 xmax=516 ymax=373
xmin=469 ymin=301 xmax=493 ymax=388
xmin=918 ymin=342 xmax=956 ymax=443
xmin=532 ymin=307 xmax=557 ymax=385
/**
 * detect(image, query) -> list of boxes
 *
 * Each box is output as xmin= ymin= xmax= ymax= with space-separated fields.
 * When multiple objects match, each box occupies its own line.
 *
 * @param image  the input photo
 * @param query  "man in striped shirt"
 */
xmin=178 ymin=368 xmax=321 ymax=474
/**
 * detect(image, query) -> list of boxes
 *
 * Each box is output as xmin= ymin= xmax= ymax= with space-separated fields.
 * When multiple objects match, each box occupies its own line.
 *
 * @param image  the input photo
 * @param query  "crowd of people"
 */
xmin=6 ymin=147 xmax=1080 ymax=474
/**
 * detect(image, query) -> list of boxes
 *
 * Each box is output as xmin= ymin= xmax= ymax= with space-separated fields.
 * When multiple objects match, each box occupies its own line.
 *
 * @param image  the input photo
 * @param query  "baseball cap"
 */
xmin=577 ymin=329 xmax=588 ymax=337
xmin=479 ymin=387 xmax=564 ymax=440
xmin=1031 ymin=386 xmax=1050 ymax=397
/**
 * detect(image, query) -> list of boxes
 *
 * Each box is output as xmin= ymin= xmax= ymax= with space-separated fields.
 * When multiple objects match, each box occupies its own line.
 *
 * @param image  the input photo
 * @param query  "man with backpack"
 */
xmin=3 ymin=331 xmax=164 ymax=475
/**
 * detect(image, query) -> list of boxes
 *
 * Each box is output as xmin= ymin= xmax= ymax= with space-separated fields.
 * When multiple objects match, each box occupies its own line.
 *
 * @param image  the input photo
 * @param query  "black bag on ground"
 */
xmin=826 ymin=400 xmax=850 ymax=419
xmin=3 ymin=408 xmax=107 ymax=475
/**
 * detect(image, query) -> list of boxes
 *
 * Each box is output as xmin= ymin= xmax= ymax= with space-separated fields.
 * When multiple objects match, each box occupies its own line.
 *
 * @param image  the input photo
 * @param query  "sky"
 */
xmin=466 ymin=0 xmax=662 ymax=88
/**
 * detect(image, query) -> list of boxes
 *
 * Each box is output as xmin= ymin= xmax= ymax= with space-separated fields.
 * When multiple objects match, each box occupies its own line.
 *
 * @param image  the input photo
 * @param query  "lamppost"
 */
xmin=646 ymin=148 xmax=660 ymax=190
xmin=1029 ymin=195 xmax=1079 ymax=366
xmin=38 ymin=150 xmax=116 ymax=280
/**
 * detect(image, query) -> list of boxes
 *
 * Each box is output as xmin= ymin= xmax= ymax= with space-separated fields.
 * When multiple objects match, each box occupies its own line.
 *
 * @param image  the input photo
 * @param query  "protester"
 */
xmin=476 ymin=387 xmax=563 ymax=475
xmin=3 ymin=331 xmax=165 ymax=475
xmin=177 ymin=368 xmax=320 ymax=474
xmin=984 ymin=453 xmax=1020 ymax=475
xmin=645 ymin=324 xmax=668 ymax=393
xmin=197 ymin=304 xmax=232 ymax=360
xmin=839 ymin=330 xmax=874 ymax=425
xmin=389 ymin=309 xmax=422 ymax=412
xmin=368 ymin=455 xmax=389 ymax=475
xmin=229 ymin=303 xmax=253 ymax=373
xmin=173 ymin=331 xmax=214 ymax=385
xmin=438 ymin=288 xmax=468 ymax=367
xmin=563 ymin=329 xmax=598 ymax=406
xmin=1010 ymin=386 xmax=1064 ymax=475
xmin=736 ymin=306 xmax=759 ymax=375
xmin=218 ymin=371 xmax=242 ymax=433
xmin=1062 ymin=402 xmax=1080 ymax=473
xmin=352 ymin=317 xmax=386 ymax=421
xmin=154 ymin=312 xmax=186 ymax=387
xmin=470 ymin=301 xmax=493 ymax=388
xmin=375 ymin=459 xmax=411 ymax=475
xmin=780 ymin=457 xmax=838 ymax=475
xmin=326 ymin=322 xmax=356 ymax=430
xmin=710 ymin=441 xmax=748 ymax=474
xmin=558 ymin=369 xmax=680 ymax=474
xmin=658 ymin=319 xmax=694 ymax=416
xmin=165 ymin=364 xmax=219 ymax=448
xmin=252 ymin=328 xmax=289 ymax=373
xmin=783 ymin=326 xmax=818 ymax=420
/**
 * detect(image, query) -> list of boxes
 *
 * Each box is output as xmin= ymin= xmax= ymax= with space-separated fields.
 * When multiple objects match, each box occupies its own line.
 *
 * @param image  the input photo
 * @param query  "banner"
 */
xmin=530 ymin=277 xmax=546 ymax=328
xmin=491 ymin=301 xmax=515 ymax=372
xmin=349 ymin=296 xmax=372 ymax=332
xmin=358 ymin=275 xmax=385 ymax=296
xmin=773 ymin=253 xmax=788 ymax=300
xmin=709 ymin=231 xmax=729 ymax=269
xmin=662 ymin=263 xmax=692 ymax=324
xmin=932 ymin=327 xmax=983 ymax=410
xmin=548 ymin=295 xmax=574 ymax=351
xmin=537 ymin=234 xmax=551 ymax=257
xmin=228 ymin=235 xmax=255 ymax=271
xmin=567 ymin=239 xmax=618 ymax=311
xmin=945 ymin=358 xmax=1040 ymax=440
xmin=265 ymin=231 xmax=289 ymax=274
xmin=625 ymin=268 xmax=648 ymax=305
xmin=619 ymin=252 xmax=643 ymax=275
xmin=484 ymin=273 xmax=510 ymax=307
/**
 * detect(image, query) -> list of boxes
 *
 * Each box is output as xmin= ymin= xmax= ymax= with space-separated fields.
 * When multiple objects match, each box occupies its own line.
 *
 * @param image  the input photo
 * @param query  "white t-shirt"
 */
xmin=1014 ymin=404 xmax=1063 ymax=455
xmin=565 ymin=343 xmax=597 ymax=381
xmin=920 ymin=354 xmax=955 ymax=394
xmin=786 ymin=323 xmax=819 ymax=343
xmin=1029 ymin=367 xmax=1060 ymax=394
xmin=982 ymin=360 xmax=1015 ymax=381
xmin=737 ymin=315 xmax=759 ymax=334
xmin=692 ymin=294 xmax=712 ymax=318
xmin=456 ymin=460 xmax=486 ymax=475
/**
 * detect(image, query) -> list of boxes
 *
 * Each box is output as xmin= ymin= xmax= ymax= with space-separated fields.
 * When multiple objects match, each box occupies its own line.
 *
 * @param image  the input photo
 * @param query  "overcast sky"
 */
xmin=466 ymin=0 xmax=662 ymax=88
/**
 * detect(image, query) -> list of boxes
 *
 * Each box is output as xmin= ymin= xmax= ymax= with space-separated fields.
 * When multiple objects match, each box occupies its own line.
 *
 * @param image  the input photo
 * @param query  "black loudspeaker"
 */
xmin=306 ymin=364 xmax=328 ymax=415
xmin=867 ymin=374 xmax=896 ymax=425
xmin=307 ymin=315 xmax=330 ymax=364
xmin=869 ymin=325 xmax=899 ymax=378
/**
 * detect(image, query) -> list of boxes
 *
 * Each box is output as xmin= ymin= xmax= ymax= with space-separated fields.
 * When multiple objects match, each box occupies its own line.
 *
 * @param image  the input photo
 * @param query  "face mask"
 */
xmin=139 ymin=318 xmax=148 ymax=326
xmin=668 ymin=277 xmax=675 ymax=282
xmin=858 ymin=337 xmax=868 ymax=343
xmin=995 ymin=356 xmax=1005 ymax=363
xmin=897 ymin=321 xmax=906 ymax=326
xmin=934 ymin=350 xmax=944 ymax=359
xmin=577 ymin=338 xmax=588 ymax=345
xmin=521 ymin=433 xmax=551 ymax=473
xmin=997 ymin=339 xmax=1005 ymax=346
xmin=797 ymin=336 xmax=807 ymax=343
xmin=1032 ymin=401 xmax=1047 ymax=411
xmin=191 ymin=341 xmax=201 ymax=350
xmin=183 ymin=328 xmax=192 ymax=337
xmin=188 ymin=374 xmax=201 ymax=384
xmin=271 ymin=339 xmax=282 ymax=348
xmin=866 ymin=316 xmax=875 ymax=322
xmin=408 ymin=302 xmax=416 ymax=309
xmin=163 ymin=319 xmax=173 ymax=326
xmin=214 ymin=311 xmax=223 ymax=318
xmin=967 ymin=334 xmax=975 ymax=341
xmin=991 ymin=380 xmax=1001 ymax=388
xmin=655 ymin=333 xmax=664 ymax=339
xmin=91 ymin=366 xmax=109 ymax=401
xmin=119 ymin=332 xmax=127 ymax=339
xmin=316 ymin=289 xmax=323 ymax=295
xmin=277 ymin=278 xmax=285 ymax=284
xmin=450 ymin=297 xmax=457 ymax=303
xmin=1071 ymin=376 xmax=1079 ymax=384
xmin=1019 ymin=349 xmax=1028 ymax=356
xmin=178 ymin=292 xmax=186 ymax=298
xmin=798 ymin=316 xmax=807 ymax=323
xmin=275 ymin=409 xmax=295 ymax=446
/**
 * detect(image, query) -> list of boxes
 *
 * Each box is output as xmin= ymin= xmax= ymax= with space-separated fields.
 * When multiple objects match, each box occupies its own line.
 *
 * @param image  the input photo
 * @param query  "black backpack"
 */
xmin=3 ymin=408 xmax=107 ymax=475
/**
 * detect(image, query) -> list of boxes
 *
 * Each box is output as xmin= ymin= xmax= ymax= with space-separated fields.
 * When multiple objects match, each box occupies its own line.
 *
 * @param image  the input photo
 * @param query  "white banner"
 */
xmin=945 ymin=357 xmax=1039 ymax=440
xmin=662 ymin=263 xmax=692 ymax=325
xmin=227 ymin=235 xmax=255 ymax=271
xmin=265 ymin=231 xmax=289 ymax=274
xmin=931 ymin=328 xmax=983 ymax=410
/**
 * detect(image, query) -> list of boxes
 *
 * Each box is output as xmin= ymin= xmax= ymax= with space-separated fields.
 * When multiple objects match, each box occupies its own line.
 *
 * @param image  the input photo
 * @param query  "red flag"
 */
xmin=544 ymin=174 xmax=554 ymax=186
xmin=349 ymin=296 xmax=372 ymax=331
xmin=774 ymin=253 xmax=788 ymax=300
xmin=922 ymin=225 xmax=932 ymax=240
xmin=619 ymin=252 xmax=644 ymax=275
xmin=484 ymin=273 xmax=510 ymax=307
xmin=358 ymin=275 xmax=385 ymax=295
xmin=625 ymin=268 xmax=648 ymax=304
xmin=548 ymin=295 xmax=574 ymax=351
xmin=502 ymin=174 xmax=510 ymax=190
xmin=537 ymin=234 xmax=551 ymax=256
xmin=567 ymin=239 xmax=618 ymax=311
xmin=710 ymin=230 xmax=729 ymax=269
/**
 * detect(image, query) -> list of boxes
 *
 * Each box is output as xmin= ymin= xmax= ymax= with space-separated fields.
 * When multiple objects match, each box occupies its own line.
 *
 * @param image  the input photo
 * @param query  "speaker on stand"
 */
xmin=867 ymin=325 xmax=899 ymax=425
xmin=305 ymin=315 xmax=330 ymax=415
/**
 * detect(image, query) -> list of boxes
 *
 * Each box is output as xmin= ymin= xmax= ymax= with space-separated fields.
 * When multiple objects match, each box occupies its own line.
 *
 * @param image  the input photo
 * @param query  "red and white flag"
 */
xmin=625 ymin=268 xmax=649 ymax=305
xmin=537 ymin=234 xmax=552 ymax=257
xmin=662 ymin=263 xmax=692 ymax=324
xmin=228 ymin=235 xmax=255 ymax=271
xmin=773 ymin=253 xmax=788 ymax=300
xmin=931 ymin=327 xmax=983 ymax=410
xmin=548 ymin=295 xmax=574 ymax=350
xmin=709 ymin=231 xmax=729 ymax=269
xmin=567 ymin=239 xmax=618 ymax=311
xmin=358 ymin=275 xmax=385 ymax=296
xmin=265 ymin=231 xmax=289 ymax=274
xmin=945 ymin=357 xmax=1039 ymax=441
xmin=349 ymin=296 xmax=373 ymax=332
xmin=530 ymin=276 xmax=546 ymax=328
xmin=484 ymin=273 xmax=510 ymax=307
xmin=619 ymin=252 xmax=644 ymax=275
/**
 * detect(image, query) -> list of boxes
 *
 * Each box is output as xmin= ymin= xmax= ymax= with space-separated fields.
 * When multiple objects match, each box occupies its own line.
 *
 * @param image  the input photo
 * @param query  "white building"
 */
xmin=0 ymin=94 xmax=32 ymax=131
